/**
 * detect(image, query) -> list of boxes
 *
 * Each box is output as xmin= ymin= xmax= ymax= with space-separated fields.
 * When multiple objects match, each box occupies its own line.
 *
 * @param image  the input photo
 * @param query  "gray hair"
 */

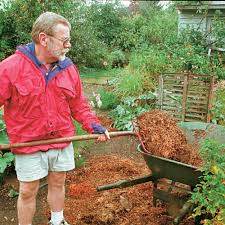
xmin=31 ymin=12 xmax=71 ymax=43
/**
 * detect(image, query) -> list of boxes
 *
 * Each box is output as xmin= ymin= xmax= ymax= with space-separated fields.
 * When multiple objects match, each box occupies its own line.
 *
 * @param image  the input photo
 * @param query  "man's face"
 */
xmin=47 ymin=23 xmax=71 ymax=61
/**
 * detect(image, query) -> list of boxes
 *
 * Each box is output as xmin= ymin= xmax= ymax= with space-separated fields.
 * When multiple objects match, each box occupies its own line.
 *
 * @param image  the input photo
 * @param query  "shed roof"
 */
xmin=177 ymin=1 xmax=225 ymax=10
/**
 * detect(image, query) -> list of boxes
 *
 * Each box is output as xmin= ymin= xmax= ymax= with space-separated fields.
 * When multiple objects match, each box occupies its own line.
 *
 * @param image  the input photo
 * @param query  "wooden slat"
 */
xmin=169 ymin=112 xmax=183 ymax=117
xmin=188 ymin=86 xmax=209 ymax=90
xmin=164 ymin=85 xmax=183 ymax=92
xmin=185 ymin=108 xmax=208 ymax=114
xmin=163 ymin=96 xmax=183 ymax=101
xmin=163 ymin=94 xmax=183 ymax=98
xmin=186 ymin=100 xmax=208 ymax=104
xmin=163 ymin=78 xmax=184 ymax=82
xmin=162 ymin=110 xmax=182 ymax=116
xmin=162 ymin=102 xmax=182 ymax=107
xmin=189 ymin=74 xmax=211 ymax=78
xmin=163 ymin=74 xmax=185 ymax=78
xmin=189 ymin=81 xmax=210 ymax=85
xmin=181 ymin=74 xmax=188 ymax=121
xmin=163 ymin=84 xmax=184 ymax=88
xmin=188 ymin=79 xmax=210 ymax=83
xmin=207 ymin=76 xmax=214 ymax=122
xmin=186 ymin=111 xmax=207 ymax=115
xmin=165 ymin=89 xmax=184 ymax=93
xmin=185 ymin=118 xmax=206 ymax=122
xmin=186 ymin=105 xmax=208 ymax=110
xmin=189 ymin=76 xmax=210 ymax=80
xmin=188 ymin=82 xmax=210 ymax=86
xmin=162 ymin=105 xmax=182 ymax=110
xmin=187 ymin=90 xmax=208 ymax=95
xmin=185 ymin=113 xmax=207 ymax=119
xmin=186 ymin=95 xmax=208 ymax=100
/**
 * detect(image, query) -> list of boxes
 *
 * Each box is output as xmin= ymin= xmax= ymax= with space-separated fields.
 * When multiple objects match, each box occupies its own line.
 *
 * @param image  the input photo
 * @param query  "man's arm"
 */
xmin=67 ymin=66 xmax=110 ymax=140
xmin=0 ymin=65 xmax=12 ymax=107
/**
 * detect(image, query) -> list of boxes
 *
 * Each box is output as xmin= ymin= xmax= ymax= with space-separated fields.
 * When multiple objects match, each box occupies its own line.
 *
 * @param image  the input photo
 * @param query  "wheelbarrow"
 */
xmin=96 ymin=122 xmax=225 ymax=224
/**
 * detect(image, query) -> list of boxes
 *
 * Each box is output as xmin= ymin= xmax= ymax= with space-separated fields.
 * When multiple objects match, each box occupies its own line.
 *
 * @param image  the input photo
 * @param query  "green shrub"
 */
xmin=113 ymin=68 xmax=145 ymax=98
xmin=190 ymin=139 xmax=225 ymax=225
xmin=110 ymin=92 xmax=156 ymax=130
xmin=107 ymin=49 xmax=127 ymax=68
xmin=212 ymin=87 xmax=225 ymax=125
xmin=97 ymin=89 xmax=120 ymax=110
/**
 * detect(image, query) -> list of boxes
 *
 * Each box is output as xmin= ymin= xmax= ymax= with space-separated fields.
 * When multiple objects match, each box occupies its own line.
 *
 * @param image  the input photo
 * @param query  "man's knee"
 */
xmin=48 ymin=172 xmax=66 ymax=189
xmin=19 ymin=181 xmax=39 ymax=200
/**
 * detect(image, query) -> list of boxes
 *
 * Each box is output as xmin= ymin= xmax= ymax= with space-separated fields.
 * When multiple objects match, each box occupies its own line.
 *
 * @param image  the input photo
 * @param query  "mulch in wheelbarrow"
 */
xmin=137 ymin=109 xmax=203 ymax=167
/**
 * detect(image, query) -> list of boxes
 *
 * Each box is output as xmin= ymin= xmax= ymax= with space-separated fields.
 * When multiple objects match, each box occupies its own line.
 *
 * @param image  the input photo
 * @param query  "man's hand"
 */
xmin=92 ymin=123 xmax=110 ymax=142
xmin=97 ymin=130 xmax=110 ymax=142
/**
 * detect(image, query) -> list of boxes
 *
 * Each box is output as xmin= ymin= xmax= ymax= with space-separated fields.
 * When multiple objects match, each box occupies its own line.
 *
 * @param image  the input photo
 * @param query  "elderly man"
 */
xmin=0 ymin=12 xmax=110 ymax=225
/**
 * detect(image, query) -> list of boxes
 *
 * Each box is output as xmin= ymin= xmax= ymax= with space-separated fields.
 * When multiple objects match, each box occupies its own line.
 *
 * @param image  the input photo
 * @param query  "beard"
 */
xmin=47 ymin=42 xmax=70 ymax=61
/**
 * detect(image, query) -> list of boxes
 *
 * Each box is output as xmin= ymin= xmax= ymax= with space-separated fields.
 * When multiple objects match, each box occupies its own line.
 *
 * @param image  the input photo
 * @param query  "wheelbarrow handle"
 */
xmin=97 ymin=175 xmax=154 ymax=191
xmin=0 ymin=131 xmax=136 ymax=150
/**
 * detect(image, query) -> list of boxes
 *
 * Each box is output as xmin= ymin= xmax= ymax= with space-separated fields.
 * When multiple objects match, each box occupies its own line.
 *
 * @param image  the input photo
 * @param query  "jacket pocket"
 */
xmin=14 ymin=79 xmax=42 ymax=119
xmin=54 ymin=79 xmax=77 ymax=116
xmin=56 ymin=79 xmax=76 ymax=99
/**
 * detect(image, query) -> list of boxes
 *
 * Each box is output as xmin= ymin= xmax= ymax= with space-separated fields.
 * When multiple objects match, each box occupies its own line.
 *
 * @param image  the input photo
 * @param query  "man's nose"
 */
xmin=64 ymin=41 xmax=71 ymax=48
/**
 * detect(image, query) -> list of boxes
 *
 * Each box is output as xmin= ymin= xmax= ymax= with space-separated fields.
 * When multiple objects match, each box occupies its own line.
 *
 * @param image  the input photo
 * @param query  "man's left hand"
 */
xmin=92 ymin=123 xmax=110 ymax=142
xmin=97 ymin=130 xmax=110 ymax=142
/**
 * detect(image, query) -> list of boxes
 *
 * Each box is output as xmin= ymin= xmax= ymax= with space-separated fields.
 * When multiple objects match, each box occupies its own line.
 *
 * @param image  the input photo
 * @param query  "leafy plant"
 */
xmin=72 ymin=121 xmax=93 ymax=168
xmin=113 ymin=68 xmax=145 ymax=98
xmin=8 ymin=188 xmax=19 ymax=198
xmin=95 ymin=89 xmax=120 ymax=111
xmin=0 ymin=110 xmax=13 ymax=183
xmin=0 ymin=152 xmax=14 ymax=174
xmin=190 ymin=139 xmax=225 ymax=225
xmin=107 ymin=49 xmax=127 ymax=68
xmin=110 ymin=92 xmax=156 ymax=130
xmin=211 ymin=87 xmax=225 ymax=125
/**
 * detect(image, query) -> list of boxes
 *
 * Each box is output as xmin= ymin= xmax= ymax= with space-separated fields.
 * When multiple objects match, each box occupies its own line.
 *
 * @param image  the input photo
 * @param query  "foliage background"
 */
xmin=0 ymin=1 xmax=224 ymax=221
xmin=0 ymin=0 xmax=224 ymax=122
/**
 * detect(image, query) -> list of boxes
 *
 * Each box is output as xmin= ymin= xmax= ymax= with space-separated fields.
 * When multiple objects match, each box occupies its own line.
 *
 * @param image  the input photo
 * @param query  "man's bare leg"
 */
xmin=47 ymin=171 xmax=66 ymax=211
xmin=17 ymin=180 xmax=40 ymax=225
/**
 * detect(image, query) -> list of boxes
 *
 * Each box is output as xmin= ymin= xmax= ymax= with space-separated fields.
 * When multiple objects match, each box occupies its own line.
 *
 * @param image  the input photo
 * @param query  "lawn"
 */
xmin=80 ymin=68 xmax=122 ymax=84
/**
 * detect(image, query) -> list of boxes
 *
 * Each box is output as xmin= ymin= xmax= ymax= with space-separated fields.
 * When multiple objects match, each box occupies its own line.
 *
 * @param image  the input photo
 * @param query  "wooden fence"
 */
xmin=158 ymin=73 xmax=214 ymax=122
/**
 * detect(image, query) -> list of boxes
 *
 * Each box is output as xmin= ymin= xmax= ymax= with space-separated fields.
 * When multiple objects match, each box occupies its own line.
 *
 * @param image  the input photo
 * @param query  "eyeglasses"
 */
xmin=48 ymin=35 xmax=71 ymax=47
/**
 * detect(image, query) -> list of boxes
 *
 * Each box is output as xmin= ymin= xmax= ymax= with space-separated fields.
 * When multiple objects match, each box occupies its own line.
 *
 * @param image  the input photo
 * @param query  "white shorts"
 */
xmin=15 ymin=143 xmax=75 ymax=182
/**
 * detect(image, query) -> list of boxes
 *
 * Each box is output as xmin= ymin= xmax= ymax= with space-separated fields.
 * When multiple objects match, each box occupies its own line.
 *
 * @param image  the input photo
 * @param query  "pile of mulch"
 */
xmin=44 ymin=154 xmax=194 ymax=225
xmin=137 ymin=110 xmax=202 ymax=166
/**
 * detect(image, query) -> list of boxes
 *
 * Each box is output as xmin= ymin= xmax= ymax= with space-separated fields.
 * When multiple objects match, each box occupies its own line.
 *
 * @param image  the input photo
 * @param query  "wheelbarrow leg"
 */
xmin=153 ymin=181 xmax=158 ymax=206
xmin=96 ymin=175 xmax=154 ymax=191
xmin=173 ymin=200 xmax=194 ymax=225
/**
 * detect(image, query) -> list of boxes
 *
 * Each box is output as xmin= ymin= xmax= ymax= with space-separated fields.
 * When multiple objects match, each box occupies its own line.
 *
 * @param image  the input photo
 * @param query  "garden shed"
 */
xmin=177 ymin=1 xmax=225 ymax=39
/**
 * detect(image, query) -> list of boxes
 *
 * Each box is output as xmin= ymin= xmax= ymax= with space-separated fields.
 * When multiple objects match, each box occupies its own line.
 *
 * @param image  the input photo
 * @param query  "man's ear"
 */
xmin=39 ymin=32 xmax=48 ymax=47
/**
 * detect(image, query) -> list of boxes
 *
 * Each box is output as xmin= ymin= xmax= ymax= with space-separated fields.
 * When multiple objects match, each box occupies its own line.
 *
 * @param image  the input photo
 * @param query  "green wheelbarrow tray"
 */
xmin=137 ymin=144 xmax=202 ymax=187
xmin=96 ymin=122 xmax=225 ymax=224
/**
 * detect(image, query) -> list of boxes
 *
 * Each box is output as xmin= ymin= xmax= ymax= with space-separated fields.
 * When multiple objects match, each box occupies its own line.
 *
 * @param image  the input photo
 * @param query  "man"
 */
xmin=0 ymin=12 xmax=110 ymax=225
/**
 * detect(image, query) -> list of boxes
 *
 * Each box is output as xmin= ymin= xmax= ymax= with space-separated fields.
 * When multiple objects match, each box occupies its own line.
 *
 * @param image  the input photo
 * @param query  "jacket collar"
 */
xmin=16 ymin=42 xmax=72 ymax=69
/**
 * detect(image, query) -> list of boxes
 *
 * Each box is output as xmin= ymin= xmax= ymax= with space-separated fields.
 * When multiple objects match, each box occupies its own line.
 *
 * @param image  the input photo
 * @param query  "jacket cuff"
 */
xmin=91 ymin=123 xmax=106 ymax=134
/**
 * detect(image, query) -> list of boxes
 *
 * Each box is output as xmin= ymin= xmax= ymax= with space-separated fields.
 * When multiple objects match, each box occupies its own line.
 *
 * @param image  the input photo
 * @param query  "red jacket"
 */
xmin=0 ymin=43 xmax=99 ymax=154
